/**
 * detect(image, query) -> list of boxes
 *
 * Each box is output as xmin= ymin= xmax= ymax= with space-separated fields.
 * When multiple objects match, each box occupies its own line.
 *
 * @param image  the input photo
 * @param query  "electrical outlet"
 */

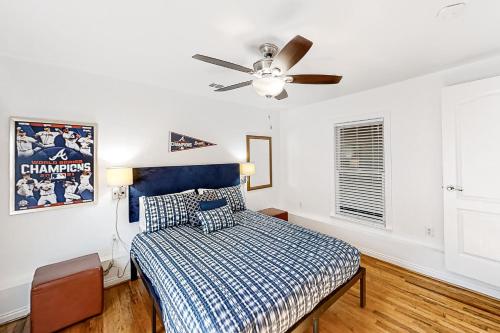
xmin=112 ymin=186 xmax=127 ymax=200
xmin=425 ymin=226 xmax=434 ymax=237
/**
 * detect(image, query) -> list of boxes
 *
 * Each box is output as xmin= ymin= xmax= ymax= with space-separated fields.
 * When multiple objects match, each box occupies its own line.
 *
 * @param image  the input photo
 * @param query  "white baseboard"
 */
xmin=103 ymin=255 xmax=131 ymax=288
xmin=104 ymin=272 xmax=130 ymax=288
xmin=289 ymin=212 xmax=500 ymax=300
xmin=0 ymin=306 xmax=29 ymax=325
xmin=0 ymin=258 xmax=131 ymax=325
xmin=359 ymin=247 xmax=500 ymax=299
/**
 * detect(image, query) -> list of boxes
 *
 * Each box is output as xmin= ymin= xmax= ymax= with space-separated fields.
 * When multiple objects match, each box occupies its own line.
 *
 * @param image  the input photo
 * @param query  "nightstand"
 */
xmin=258 ymin=208 xmax=288 ymax=221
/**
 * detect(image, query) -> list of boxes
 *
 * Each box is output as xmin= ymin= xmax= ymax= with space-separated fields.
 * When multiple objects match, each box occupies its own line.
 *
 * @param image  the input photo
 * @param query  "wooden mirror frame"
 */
xmin=246 ymin=135 xmax=272 ymax=191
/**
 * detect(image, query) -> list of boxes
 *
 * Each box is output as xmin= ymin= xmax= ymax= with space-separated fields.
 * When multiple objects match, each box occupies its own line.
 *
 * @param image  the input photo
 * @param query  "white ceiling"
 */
xmin=2 ymin=0 xmax=500 ymax=109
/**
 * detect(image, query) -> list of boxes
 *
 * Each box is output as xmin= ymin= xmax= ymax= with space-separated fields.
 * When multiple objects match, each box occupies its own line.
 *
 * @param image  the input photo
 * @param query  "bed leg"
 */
xmin=152 ymin=303 xmax=156 ymax=333
xmin=360 ymin=267 xmax=366 ymax=308
xmin=312 ymin=317 xmax=319 ymax=333
xmin=130 ymin=255 xmax=138 ymax=281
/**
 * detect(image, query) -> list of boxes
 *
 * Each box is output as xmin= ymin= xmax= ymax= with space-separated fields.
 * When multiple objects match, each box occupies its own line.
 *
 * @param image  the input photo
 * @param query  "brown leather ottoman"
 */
xmin=31 ymin=253 xmax=103 ymax=333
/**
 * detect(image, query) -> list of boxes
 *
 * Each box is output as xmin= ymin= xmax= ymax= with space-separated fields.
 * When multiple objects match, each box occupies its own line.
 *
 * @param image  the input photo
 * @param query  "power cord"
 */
xmin=103 ymin=240 xmax=114 ymax=276
xmin=103 ymin=197 xmax=130 ymax=278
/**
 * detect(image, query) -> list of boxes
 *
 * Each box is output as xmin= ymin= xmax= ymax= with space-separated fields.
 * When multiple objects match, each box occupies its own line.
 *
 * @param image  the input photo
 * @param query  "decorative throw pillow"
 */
xmin=199 ymin=198 xmax=227 ymax=211
xmin=204 ymin=185 xmax=246 ymax=212
xmin=190 ymin=190 xmax=221 ymax=226
xmin=196 ymin=205 xmax=235 ymax=234
xmin=197 ymin=190 xmax=221 ymax=200
xmin=143 ymin=193 xmax=189 ymax=232
xmin=183 ymin=192 xmax=201 ymax=226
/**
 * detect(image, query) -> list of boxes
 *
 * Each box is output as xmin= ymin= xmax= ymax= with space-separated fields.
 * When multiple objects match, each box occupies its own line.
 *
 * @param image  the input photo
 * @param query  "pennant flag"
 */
xmin=169 ymin=132 xmax=216 ymax=152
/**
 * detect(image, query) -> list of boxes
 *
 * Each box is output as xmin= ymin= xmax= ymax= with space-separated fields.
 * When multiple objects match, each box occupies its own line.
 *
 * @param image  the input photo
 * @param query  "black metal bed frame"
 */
xmin=130 ymin=255 xmax=366 ymax=333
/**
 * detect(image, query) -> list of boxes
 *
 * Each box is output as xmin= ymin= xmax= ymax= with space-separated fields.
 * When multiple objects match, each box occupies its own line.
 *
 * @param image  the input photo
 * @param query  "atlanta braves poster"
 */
xmin=10 ymin=118 xmax=97 ymax=215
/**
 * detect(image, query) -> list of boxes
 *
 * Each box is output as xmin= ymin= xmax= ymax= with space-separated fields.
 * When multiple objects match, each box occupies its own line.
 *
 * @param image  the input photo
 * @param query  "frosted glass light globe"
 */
xmin=252 ymin=77 xmax=285 ymax=97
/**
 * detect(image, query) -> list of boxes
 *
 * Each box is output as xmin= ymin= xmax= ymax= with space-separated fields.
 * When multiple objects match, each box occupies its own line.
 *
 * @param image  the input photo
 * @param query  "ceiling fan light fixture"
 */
xmin=193 ymin=35 xmax=343 ymax=101
xmin=252 ymin=77 xmax=285 ymax=97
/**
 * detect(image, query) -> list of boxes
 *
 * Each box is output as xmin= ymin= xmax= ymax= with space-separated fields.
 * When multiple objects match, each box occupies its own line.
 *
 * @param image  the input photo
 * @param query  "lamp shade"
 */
xmin=106 ymin=167 xmax=133 ymax=186
xmin=240 ymin=163 xmax=256 ymax=176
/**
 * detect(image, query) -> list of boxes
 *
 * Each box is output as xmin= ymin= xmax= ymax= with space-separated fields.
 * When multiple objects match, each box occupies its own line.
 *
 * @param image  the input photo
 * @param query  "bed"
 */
xmin=129 ymin=163 xmax=365 ymax=333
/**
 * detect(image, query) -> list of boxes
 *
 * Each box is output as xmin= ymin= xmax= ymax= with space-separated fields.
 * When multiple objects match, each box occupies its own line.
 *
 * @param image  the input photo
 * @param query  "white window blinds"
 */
xmin=335 ymin=119 xmax=385 ymax=225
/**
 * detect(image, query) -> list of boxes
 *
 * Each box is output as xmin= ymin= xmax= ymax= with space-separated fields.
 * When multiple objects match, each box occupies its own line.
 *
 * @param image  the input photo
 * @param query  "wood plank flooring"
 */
xmin=1 ymin=255 xmax=499 ymax=333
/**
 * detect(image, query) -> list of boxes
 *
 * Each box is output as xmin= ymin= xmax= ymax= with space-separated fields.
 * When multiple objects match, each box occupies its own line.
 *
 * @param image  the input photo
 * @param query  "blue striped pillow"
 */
xmin=203 ymin=185 xmax=246 ymax=212
xmin=196 ymin=205 xmax=235 ymax=234
xmin=143 ymin=193 xmax=189 ymax=232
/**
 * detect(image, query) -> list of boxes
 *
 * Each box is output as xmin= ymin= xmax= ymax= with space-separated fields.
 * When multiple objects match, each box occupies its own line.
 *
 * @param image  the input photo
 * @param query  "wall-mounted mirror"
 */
xmin=246 ymin=135 xmax=272 ymax=191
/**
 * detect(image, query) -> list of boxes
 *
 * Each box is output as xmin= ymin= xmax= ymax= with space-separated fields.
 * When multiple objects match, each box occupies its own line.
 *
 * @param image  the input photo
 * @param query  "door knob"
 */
xmin=445 ymin=185 xmax=463 ymax=192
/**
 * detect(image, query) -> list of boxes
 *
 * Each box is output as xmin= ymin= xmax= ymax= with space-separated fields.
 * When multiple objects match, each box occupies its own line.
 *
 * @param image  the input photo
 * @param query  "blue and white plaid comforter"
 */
xmin=131 ymin=210 xmax=360 ymax=333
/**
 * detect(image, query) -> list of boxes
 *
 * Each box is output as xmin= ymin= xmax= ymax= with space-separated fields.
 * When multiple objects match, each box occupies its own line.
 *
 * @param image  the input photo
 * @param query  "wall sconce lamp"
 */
xmin=104 ymin=167 xmax=133 ymax=277
xmin=240 ymin=162 xmax=256 ymax=186
xmin=106 ymin=167 xmax=133 ymax=199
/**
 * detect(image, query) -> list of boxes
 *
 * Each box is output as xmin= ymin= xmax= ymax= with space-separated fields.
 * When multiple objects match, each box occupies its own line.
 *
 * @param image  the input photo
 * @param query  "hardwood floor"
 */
xmin=2 ymin=255 xmax=499 ymax=333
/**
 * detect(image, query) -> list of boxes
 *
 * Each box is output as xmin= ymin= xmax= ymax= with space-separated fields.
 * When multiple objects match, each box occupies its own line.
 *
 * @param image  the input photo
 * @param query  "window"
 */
xmin=334 ymin=119 xmax=385 ymax=226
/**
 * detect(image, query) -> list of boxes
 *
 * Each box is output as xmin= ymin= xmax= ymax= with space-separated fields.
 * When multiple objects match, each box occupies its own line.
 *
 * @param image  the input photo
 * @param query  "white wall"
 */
xmin=279 ymin=54 xmax=500 ymax=299
xmin=0 ymin=55 xmax=281 ymax=323
xmin=3 ymin=51 xmax=500 ymax=323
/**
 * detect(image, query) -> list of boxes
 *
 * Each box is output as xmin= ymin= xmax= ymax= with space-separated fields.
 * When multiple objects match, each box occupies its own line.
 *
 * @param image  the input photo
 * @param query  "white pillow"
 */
xmin=138 ymin=196 xmax=147 ymax=232
xmin=138 ymin=189 xmax=196 ymax=232
xmin=197 ymin=188 xmax=214 ymax=194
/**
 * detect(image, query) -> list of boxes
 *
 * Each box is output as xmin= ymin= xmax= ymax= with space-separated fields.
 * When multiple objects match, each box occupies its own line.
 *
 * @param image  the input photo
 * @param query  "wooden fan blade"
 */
xmin=272 ymin=35 xmax=313 ymax=72
xmin=214 ymin=80 xmax=253 ymax=92
xmin=290 ymin=74 xmax=342 ymax=84
xmin=274 ymin=89 xmax=288 ymax=100
xmin=192 ymin=54 xmax=253 ymax=74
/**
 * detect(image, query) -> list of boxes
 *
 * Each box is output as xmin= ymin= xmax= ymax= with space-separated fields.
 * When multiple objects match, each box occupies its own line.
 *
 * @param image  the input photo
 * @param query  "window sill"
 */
xmin=329 ymin=212 xmax=392 ymax=231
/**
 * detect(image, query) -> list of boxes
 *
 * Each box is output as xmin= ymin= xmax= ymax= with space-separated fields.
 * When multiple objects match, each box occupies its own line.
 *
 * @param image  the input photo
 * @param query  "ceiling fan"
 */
xmin=192 ymin=35 xmax=342 ymax=100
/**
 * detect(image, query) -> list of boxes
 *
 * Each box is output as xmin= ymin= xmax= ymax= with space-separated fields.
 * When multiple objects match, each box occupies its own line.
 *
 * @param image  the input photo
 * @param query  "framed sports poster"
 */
xmin=9 ymin=117 xmax=97 ymax=215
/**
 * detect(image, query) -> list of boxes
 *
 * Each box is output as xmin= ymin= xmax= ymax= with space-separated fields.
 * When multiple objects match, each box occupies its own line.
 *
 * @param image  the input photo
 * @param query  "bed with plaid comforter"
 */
xmin=131 ymin=210 xmax=360 ymax=333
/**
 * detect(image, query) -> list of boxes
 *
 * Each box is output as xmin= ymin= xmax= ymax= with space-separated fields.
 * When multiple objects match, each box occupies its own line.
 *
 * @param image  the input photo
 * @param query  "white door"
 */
xmin=442 ymin=76 xmax=500 ymax=287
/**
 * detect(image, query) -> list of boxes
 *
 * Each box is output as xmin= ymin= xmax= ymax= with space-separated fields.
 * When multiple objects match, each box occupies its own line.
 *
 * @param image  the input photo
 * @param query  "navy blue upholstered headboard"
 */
xmin=128 ymin=163 xmax=240 ymax=222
